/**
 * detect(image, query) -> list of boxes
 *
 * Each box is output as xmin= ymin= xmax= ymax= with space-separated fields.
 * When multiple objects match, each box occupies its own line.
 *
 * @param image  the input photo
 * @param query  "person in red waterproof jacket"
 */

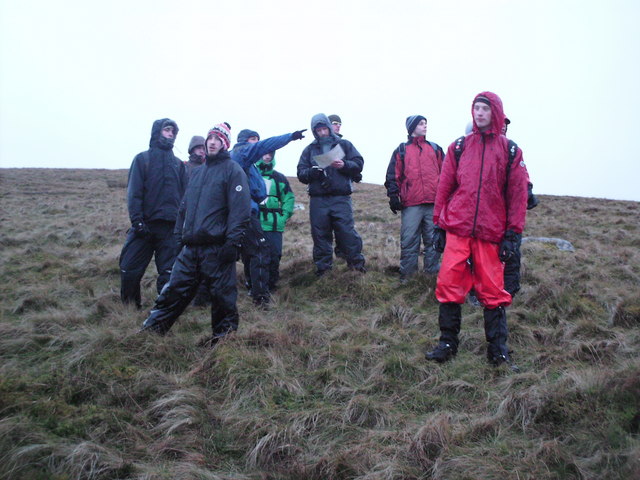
xmin=425 ymin=91 xmax=529 ymax=371
xmin=385 ymin=115 xmax=445 ymax=282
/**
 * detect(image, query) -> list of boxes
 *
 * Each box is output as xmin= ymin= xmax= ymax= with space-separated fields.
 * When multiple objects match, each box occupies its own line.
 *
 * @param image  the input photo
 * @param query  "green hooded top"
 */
xmin=256 ymin=153 xmax=295 ymax=232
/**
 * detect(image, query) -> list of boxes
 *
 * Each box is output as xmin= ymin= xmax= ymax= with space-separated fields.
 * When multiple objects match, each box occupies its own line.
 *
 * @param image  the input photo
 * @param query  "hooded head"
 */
xmin=237 ymin=129 xmax=260 ymax=144
xmin=188 ymin=135 xmax=205 ymax=154
xmin=206 ymin=122 xmax=232 ymax=156
xmin=471 ymin=91 xmax=506 ymax=136
xmin=188 ymin=135 xmax=206 ymax=163
xmin=311 ymin=113 xmax=337 ymax=141
xmin=257 ymin=151 xmax=276 ymax=173
xmin=149 ymin=118 xmax=179 ymax=150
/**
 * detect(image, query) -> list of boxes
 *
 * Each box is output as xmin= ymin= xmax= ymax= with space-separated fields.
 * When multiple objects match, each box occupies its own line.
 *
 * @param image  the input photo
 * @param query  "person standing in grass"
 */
xmin=140 ymin=123 xmax=250 ymax=344
xmin=385 ymin=115 xmax=444 ymax=283
xmin=297 ymin=113 xmax=366 ymax=276
xmin=501 ymin=118 xmax=539 ymax=298
xmin=230 ymin=127 xmax=307 ymax=307
xmin=256 ymin=151 xmax=295 ymax=291
xmin=184 ymin=134 xmax=211 ymax=307
xmin=426 ymin=92 xmax=529 ymax=371
xmin=120 ymin=118 xmax=187 ymax=309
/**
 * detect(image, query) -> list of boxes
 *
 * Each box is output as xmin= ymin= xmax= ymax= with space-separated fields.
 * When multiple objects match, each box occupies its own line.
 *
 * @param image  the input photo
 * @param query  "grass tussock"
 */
xmin=1 ymin=169 xmax=639 ymax=479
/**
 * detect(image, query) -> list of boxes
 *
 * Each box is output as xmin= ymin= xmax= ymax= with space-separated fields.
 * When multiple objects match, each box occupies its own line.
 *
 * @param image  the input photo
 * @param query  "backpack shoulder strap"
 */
xmin=507 ymin=140 xmax=518 ymax=168
xmin=453 ymin=136 xmax=465 ymax=166
xmin=504 ymin=139 xmax=519 ymax=196
xmin=398 ymin=142 xmax=406 ymax=161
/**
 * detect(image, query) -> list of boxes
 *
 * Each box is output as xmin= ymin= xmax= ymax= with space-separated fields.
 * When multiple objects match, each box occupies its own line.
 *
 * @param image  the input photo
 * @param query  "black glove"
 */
xmin=292 ymin=129 xmax=307 ymax=141
xmin=499 ymin=229 xmax=522 ymax=262
xmin=388 ymin=195 xmax=403 ymax=214
xmin=218 ymin=241 xmax=239 ymax=264
xmin=527 ymin=183 xmax=539 ymax=210
xmin=310 ymin=166 xmax=325 ymax=180
xmin=432 ymin=227 xmax=446 ymax=253
xmin=352 ymin=172 xmax=363 ymax=183
xmin=132 ymin=221 xmax=151 ymax=238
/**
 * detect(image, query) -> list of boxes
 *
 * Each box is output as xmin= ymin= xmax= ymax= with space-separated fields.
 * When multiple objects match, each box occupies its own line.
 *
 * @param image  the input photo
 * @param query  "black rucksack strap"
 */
xmin=504 ymin=139 xmax=518 ymax=195
xmin=453 ymin=136 xmax=465 ymax=166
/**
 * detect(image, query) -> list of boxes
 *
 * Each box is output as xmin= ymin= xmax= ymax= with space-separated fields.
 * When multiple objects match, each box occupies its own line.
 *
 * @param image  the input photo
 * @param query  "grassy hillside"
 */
xmin=1 ymin=168 xmax=639 ymax=480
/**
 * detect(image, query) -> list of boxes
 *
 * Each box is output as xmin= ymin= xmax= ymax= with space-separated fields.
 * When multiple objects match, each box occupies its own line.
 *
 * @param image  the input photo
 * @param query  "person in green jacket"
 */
xmin=256 ymin=151 xmax=295 ymax=291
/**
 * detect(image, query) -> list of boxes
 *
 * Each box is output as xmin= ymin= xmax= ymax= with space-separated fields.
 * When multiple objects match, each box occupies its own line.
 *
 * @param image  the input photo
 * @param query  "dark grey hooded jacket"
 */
xmin=126 ymin=118 xmax=187 ymax=224
xmin=297 ymin=113 xmax=364 ymax=197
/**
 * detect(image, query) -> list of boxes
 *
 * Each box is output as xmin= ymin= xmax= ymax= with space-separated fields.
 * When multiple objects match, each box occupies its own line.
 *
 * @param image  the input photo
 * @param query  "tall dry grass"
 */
xmin=1 ymin=168 xmax=639 ymax=479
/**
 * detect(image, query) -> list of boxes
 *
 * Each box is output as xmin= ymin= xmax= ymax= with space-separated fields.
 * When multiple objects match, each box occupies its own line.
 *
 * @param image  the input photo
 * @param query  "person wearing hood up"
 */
xmin=385 ymin=115 xmax=444 ymax=282
xmin=230 ymin=127 xmax=306 ymax=307
xmin=140 ymin=123 xmax=251 ymax=344
xmin=120 ymin=118 xmax=187 ymax=308
xmin=297 ymin=113 xmax=366 ymax=276
xmin=426 ymin=92 xmax=529 ymax=372
xmin=256 ymin=151 xmax=295 ymax=291
xmin=184 ymin=135 xmax=206 ymax=179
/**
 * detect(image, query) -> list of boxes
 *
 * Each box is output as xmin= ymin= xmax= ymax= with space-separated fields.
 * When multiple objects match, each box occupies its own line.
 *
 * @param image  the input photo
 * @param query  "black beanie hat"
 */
xmin=328 ymin=114 xmax=342 ymax=124
xmin=406 ymin=115 xmax=427 ymax=135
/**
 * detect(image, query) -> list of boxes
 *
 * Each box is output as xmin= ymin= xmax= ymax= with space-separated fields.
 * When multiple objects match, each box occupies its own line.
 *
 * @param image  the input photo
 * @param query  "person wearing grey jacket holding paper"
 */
xmin=297 ymin=113 xmax=366 ymax=276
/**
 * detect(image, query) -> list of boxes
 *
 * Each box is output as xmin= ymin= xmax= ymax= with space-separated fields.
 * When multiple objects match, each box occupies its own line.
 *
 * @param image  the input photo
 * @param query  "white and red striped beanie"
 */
xmin=206 ymin=122 xmax=231 ymax=151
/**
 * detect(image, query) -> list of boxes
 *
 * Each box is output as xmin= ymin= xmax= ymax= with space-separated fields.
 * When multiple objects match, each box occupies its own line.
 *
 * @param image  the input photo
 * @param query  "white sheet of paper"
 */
xmin=312 ymin=144 xmax=345 ymax=168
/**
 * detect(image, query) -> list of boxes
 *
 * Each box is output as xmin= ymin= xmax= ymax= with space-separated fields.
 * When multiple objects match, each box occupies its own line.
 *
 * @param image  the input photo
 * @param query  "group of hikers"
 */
xmin=120 ymin=91 xmax=538 ymax=371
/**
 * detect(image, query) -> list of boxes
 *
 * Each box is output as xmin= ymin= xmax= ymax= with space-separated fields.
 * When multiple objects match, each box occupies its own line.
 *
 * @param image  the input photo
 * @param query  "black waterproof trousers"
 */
xmin=310 ymin=195 xmax=365 ymax=274
xmin=240 ymin=215 xmax=270 ymax=302
xmin=141 ymin=244 xmax=239 ymax=336
xmin=263 ymin=231 xmax=283 ymax=290
xmin=119 ymin=220 xmax=177 ymax=308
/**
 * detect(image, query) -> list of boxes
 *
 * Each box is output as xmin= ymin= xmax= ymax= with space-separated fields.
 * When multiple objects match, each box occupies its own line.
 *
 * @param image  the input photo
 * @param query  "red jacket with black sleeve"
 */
xmin=384 ymin=136 xmax=444 ymax=206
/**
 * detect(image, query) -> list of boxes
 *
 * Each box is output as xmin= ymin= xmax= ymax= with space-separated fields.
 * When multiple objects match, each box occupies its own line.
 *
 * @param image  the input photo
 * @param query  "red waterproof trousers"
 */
xmin=435 ymin=232 xmax=512 ymax=309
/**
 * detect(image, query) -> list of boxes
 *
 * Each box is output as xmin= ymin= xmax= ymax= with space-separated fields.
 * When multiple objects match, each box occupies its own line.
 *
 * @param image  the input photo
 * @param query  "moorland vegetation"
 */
xmin=1 ymin=168 xmax=639 ymax=479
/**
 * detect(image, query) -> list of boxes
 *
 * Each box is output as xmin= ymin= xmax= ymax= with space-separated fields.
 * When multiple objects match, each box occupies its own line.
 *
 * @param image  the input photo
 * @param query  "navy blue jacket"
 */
xmin=230 ymin=133 xmax=295 ymax=214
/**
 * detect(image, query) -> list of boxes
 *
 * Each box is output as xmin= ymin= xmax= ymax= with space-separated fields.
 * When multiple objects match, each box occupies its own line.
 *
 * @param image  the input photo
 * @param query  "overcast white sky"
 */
xmin=1 ymin=0 xmax=639 ymax=201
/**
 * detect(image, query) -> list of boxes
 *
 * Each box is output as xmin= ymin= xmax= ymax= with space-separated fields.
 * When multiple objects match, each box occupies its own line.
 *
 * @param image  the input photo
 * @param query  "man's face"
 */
xmin=315 ymin=126 xmax=330 ymax=138
xmin=206 ymin=136 xmax=223 ymax=155
xmin=262 ymin=152 xmax=273 ymax=164
xmin=247 ymin=136 xmax=259 ymax=144
xmin=473 ymin=103 xmax=492 ymax=131
xmin=192 ymin=145 xmax=205 ymax=158
xmin=412 ymin=119 xmax=427 ymax=137
xmin=161 ymin=126 xmax=175 ymax=139
xmin=331 ymin=121 xmax=341 ymax=134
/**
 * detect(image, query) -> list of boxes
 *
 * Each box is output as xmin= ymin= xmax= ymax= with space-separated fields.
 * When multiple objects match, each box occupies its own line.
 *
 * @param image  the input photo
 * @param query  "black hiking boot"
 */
xmin=488 ymin=352 xmax=521 ymax=373
xmin=425 ymin=342 xmax=457 ymax=363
